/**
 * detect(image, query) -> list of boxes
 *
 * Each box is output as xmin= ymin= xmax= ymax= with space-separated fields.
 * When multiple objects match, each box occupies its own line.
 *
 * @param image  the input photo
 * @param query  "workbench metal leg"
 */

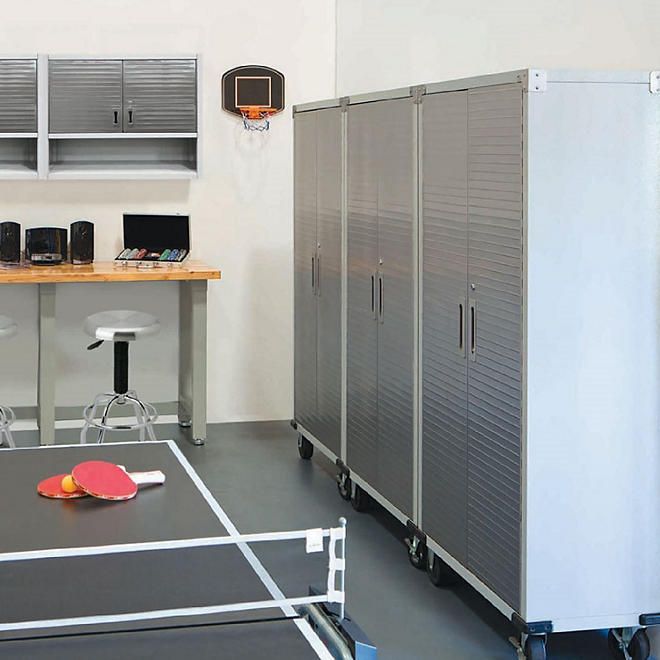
xmin=179 ymin=280 xmax=208 ymax=445
xmin=37 ymin=283 xmax=56 ymax=446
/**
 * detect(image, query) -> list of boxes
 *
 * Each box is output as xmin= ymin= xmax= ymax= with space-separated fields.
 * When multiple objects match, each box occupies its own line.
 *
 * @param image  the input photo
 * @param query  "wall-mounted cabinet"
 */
xmin=0 ymin=55 xmax=199 ymax=181
xmin=47 ymin=57 xmax=198 ymax=179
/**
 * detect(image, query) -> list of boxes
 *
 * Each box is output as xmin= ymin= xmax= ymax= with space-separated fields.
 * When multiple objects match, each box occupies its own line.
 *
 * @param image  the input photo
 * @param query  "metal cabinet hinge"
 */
xmin=411 ymin=85 xmax=426 ymax=104
xmin=339 ymin=96 xmax=350 ymax=112
xmin=650 ymin=71 xmax=660 ymax=94
xmin=519 ymin=69 xmax=547 ymax=93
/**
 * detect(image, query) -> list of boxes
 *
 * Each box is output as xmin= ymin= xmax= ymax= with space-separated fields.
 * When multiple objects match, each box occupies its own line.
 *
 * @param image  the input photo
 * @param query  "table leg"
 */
xmin=179 ymin=280 xmax=208 ymax=445
xmin=38 ymin=283 xmax=56 ymax=445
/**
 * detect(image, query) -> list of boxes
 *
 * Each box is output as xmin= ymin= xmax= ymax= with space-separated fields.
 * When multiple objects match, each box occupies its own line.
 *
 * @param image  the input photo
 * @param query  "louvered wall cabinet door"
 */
xmin=49 ymin=60 xmax=123 ymax=133
xmin=0 ymin=59 xmax=37 ymax=133
xmin=122 ymin=59 xmax=197 ymax=133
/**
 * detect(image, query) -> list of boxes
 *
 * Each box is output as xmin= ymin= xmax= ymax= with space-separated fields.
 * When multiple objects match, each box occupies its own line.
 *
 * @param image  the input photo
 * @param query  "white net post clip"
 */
xmin=326 ymin=517 xmax=347 ymax=619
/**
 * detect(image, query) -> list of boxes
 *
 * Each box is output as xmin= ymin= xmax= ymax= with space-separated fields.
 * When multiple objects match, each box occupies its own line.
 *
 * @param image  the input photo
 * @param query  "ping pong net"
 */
xmin=0 ymin=519 xmax=378 ymax=658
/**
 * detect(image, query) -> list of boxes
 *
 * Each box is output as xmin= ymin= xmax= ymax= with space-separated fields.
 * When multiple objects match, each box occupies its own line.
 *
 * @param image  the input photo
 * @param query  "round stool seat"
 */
xmin=0 ymin=316 xmax=17 ymax=340
xmin=84 ymin=310 xmax=160 ymax=342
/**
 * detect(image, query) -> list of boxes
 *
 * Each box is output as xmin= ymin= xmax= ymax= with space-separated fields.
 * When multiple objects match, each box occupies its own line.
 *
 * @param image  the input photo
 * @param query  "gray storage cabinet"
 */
xmin=294 ymin=107 xmax=342 ymax=457
xmin=295 ymin=70 xmax=660 ymax=656
xmin=420 ymin=69 xmax=660 ymax=653
xmin=346 ymin=97 xmax=415 ymax=519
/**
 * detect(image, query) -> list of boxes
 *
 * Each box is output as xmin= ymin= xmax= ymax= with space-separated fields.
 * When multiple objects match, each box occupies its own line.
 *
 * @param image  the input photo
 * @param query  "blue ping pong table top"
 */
xmin=0 ymin=440 xmax=349 ymax=659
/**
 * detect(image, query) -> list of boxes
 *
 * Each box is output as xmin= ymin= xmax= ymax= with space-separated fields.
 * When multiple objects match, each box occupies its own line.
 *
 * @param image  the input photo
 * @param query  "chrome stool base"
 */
xmin=0 ymin=405 xmax=15 ymax=448
xmin=81 ymin=390 xmax=158 ymax=444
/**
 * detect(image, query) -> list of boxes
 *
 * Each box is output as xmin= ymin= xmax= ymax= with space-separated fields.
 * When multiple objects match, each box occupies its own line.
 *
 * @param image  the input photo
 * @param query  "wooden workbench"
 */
xmin=0 ymin=261 xmax=221 ymax=446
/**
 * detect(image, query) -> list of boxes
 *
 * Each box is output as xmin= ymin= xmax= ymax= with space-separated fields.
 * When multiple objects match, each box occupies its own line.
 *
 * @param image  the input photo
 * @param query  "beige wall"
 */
xmin=0 ymin=0 xmax=336 ymax=422
xmin=336 ymin=0 xmax=660 ymax=95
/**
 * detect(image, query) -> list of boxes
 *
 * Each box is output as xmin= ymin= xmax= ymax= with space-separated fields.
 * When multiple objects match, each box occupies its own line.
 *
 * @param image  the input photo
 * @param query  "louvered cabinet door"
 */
xmin=49 ymin=60 xmax=123 ymax=133
xmin=294 ymin=112 xmax=318 ymax=434
xmin=421 ymin=91 xmax=469 ymax=562
xmin=0 ymin=60 xmax=37 ymax=133
xmin=123 ymin=60 xmax=197 ymax=133
xmin=466 ymin=85 xmax=523 ymax=611
xmin=315 ymin=108 xmax=342 ymax=457
xmin=375 ymin=98 xmax=415 ymax=517
xmin=346 ymin=103 xmax=380 ymax=487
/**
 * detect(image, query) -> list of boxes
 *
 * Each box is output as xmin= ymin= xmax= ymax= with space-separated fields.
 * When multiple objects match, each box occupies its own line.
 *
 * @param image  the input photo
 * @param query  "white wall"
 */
xmin=336 ymin=0 xmax=660 ymax=95
xmin=0 ymin=0 xmax=335 ymax=422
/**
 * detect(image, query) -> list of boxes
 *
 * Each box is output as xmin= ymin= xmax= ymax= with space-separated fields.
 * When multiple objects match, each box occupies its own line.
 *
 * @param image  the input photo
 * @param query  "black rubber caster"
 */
xmin=608 ymin=628 xmax=651 ymax=660
xmin=524 ymin=635 xmax=547 ymax=660
xmin=297 ymin=434 xmax=314 ymax=460
xmin=427 ymin=553 xmax=461 ymax=587
xmin=351 ymin=484 xmax=371 ymax=512
xmin=336 ymin=473 xmax=352 ymax=501
xmin=406 ymin=536 xmax=427 ymax=570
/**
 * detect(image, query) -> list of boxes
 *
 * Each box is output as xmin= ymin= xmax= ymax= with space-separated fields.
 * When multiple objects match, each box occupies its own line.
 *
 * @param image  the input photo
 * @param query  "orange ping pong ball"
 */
xmin=61 ymin=475 xmax=77 ymax=493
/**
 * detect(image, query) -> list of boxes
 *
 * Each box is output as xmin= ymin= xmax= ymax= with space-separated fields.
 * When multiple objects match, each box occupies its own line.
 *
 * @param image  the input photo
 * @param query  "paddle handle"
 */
xmin=130 ymin=470 xmax=166 ymax=486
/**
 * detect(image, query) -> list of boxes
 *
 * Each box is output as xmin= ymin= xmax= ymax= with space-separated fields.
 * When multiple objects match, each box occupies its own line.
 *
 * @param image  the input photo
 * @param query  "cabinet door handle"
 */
xmin=113 ymin=110 xmax=119 ymax=125
xmin=459 ymin=299 xmax=466 ymax=357
xmin=128 ymin=109 xmax=134 ymax=125
xmin=469 ymin=299 xmax=477 ymax=361
xmin=378 ymin=273 xmax=384 ymax=323
xmin=371 ymin=273 xmax=376 ymax=318
xmin=316 ymin=253 xmax=321 ymax=297
xmin=311 ymin=255 xmax=316 ymax=293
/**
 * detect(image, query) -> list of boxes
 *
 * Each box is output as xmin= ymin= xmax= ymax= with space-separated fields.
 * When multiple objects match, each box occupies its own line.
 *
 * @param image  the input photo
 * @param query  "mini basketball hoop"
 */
xmin=222 ymin=65 xmax=285 ymax=132
xmin=241 ymin=106 xmax=277 ymax=132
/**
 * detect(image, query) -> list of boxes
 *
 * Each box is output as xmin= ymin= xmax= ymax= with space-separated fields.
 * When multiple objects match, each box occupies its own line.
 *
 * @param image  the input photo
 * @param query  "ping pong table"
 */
xmin=0 ymin=440 xmax=376 ymax=659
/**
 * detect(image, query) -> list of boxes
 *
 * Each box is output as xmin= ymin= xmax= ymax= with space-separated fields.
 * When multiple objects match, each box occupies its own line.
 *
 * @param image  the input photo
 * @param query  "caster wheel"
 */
xmin=297 ymin=434 xmax=314 ymax=460
xmin=406 ymin=537 xmax=427 ymax=570
xmin=351 ymin=484 xmax=371 ymax=512
xmin=524 ymin=636 xmax=547 ymax=660
xmin=608 ymin=628 xmax=651 ymax=660
xmin=427 ymin=553 xmax=461 ymax=587
xmin=336 ymin=474 xmax=352 ymax=501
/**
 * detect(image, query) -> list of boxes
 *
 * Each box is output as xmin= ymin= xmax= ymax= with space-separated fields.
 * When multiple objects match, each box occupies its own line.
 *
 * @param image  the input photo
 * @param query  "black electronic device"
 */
xmin=70 ymin=220 xmax=95 ymax=265
xmin=0 ymin=221 xmax=21 ymax=264
xmin=25 ymin=227 xmax=68 ymax=265
xmin=115 ymin=214 xmax=190 ymax=265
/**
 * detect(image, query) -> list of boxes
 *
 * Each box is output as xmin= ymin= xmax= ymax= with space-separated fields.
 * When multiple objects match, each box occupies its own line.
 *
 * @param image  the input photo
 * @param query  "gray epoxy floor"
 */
xmin=11 ymin=421 xmax=656 ymax=660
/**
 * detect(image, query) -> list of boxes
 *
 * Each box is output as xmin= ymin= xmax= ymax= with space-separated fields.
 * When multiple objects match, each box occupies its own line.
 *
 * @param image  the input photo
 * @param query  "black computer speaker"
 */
xmin=0 ymin=221 xmax=21 ymax=264
xmin=70 ymin=220 xmax=94 ymax=265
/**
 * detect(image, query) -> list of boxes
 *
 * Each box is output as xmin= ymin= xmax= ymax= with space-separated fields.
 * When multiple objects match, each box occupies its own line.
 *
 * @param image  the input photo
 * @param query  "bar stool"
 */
xmin=0 ymin=316 xmax=17 ymax=448
xmin=80 ymin=310 xmax=160 ymax=444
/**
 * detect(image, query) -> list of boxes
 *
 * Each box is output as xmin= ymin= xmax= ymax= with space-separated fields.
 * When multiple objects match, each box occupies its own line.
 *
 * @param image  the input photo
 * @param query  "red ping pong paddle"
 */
xmin=71 ymin=461 xmax=166 ymax=501
xmin=37 ymin=474 xmax=88 ymax=499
